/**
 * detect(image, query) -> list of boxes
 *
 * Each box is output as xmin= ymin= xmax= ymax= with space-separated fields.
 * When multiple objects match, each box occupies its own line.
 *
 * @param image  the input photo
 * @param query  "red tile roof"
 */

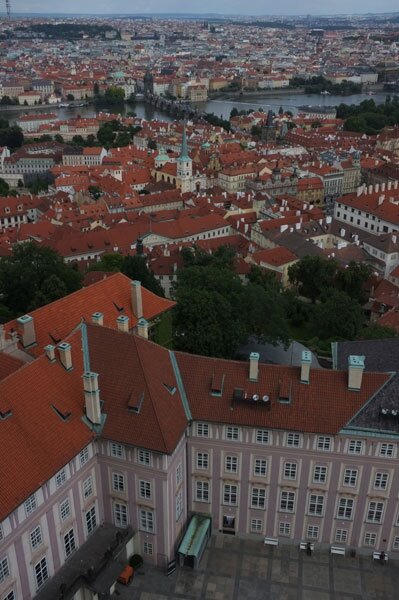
xmin=0 ymin=352 xmax=24 ymax=382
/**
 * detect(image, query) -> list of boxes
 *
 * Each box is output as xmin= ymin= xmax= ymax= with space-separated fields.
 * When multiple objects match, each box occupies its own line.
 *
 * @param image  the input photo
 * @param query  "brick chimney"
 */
xmin=117 ymin=315 xmax=129 ymax=333
xmin=83 ymin=372 xmax=102 ymax=425
xmin=348 ymin=355 xmax=365 ymax=391
xmin=17 ymin=314 xmax=36 ymax=348
xmin=300 ymin=350 xmax=312 ymax=384
xmin=131 ymin=280 xmax=143 ymax=319
xmin=249 ymin=352 xmax=259 ymax=382
xmin=137 ymin=318 xmax=149 ymax=339
xmin=58 ymin=342 xmax=73 ymax=371
xmin=92 ymin=312 xmax=104 ymax=326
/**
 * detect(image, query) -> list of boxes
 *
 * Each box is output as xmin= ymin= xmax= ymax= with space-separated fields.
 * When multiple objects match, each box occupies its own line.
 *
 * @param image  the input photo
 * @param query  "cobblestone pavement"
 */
xmin=112 ymin=534 xmax=399 ymax=600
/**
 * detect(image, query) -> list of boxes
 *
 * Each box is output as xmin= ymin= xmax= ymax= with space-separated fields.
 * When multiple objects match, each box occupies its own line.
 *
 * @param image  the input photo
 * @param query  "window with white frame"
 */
xmin=348 ymin=440 xmax=363 ymax=454
xmin=343 ymin=468 xmax=358 ymax=487
xmin=0 ymin=557 xmax=10 ymax=584
xmin=379 ymin=443 xmax=394 ymax=457
xmin=82 ymin=475 xmax=93 ymax=499
xmin=139 ymin=480 xmax=151 ymax=500
xmin=256 ymin=429 xmax=269 ymax=444
xmin=307 ymin=525 xmax=319 ymax=540
xmin=335 ymin=529 xmax=348 ymax=543
xmin=223 ymin=484 xmax=238 ymax=505
xmin=176 ymin=463 xmax=183 ymax=485
xmin=85 ymin=506 xmax=97 ymax=535
xmin=114 ymin=502 xmax=128 ymax=527
xmin=225 ymin=456 xmax=238 ymax=473
xmin=367 ymin=501 xmax=384 ymax=523
xmin=30 ymin=525 xmax=42 ymax=551
xmin=286 ymin=433 xmax=301 ymax=448
xmin=279 ymin=522 xmax=291 ymax=536
xmin=280 ymin=491 xmax=296 ymax=513
xmin=313 ymin=465 xmax=327 ymax=484
xmin=364 ymin=532 xmax=377 ymax=547
xmin=195 ymin=480 xmax=209 ymax=502
xmin=226 ymin=426 xmax=240 ymax=441
xmin=374 ymin=472 xmax=389 ymax=490
xmin=250 ymin=518 xmax=263 ymax=533
xmin=64 ymin=529 xmax=76 ymax=558
xmin=143 ymin=541 xmax=153 ymax=555
xmin=317 ymin=436 xmax=332 ymax=451
xmin=34 ymin=556 xmax=48 ymax=589
xmin=254 ymin=458 xmax=267 ymax=476
xmin=393 ymin=537 xmax=399 ymax=550
xmin=284 ymin=462 xmax=297 ymax=480
xmin=25 ymin=494 xmax=37 ymax=516
xmin=196 ymin=423 xmax=209 ymax=437
xmin=59 ymin=498 xmax=71 ymax=522
xmin=337 ymin=498 xmax=354 ymax=520
xmin=176 ymin=489 xmax=183 ymax=521
xmin=2 ymin=590 xmax=15 ymax=600
xmin=138 ymin=449 xmax=151 ymax=466
xmin=251 ymin=487 xmax=266 ymax=509
xmin=112 ymin=472 xmax=125 ymax=493
xmin=55 ymin=468 xmax=67 ymax=488
xmin=110 ymin=442 xmax=124 ymax=459
xmin=196 ymin=452 xmax=209 ymax=470
xmin=79 ymin=447 xmax=89 ymax=466
xmin=140 ymin=509 xmax=154 ymax=533
xmin=308 ymin=494 xmax=324 ymax=516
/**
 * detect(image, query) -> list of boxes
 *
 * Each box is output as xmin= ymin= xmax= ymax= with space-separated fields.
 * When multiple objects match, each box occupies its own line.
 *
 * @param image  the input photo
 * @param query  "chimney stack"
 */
xmin=92 ymin=312 xmax=104 ymax=326
xmin=58 ymin=342 xmax=73 ymax=371
xmin=117 ymin=315 xmax=130 ymax=333
xmin=131 ymin=280 xmax=143 ymax=319
xmin=17 ymin=314 xmax=36 ymax=348
xmin=348 ymin=355 xmax=365 ymax=391
xmin=44 ymin=344 xmax=56 ymax=363
xmin=381 ymin=182 xmax=386 ymax=192
xmin=249 ymin=352 xmax=260 ymax=382
xmin=368 ymin=185 xmax=373 ymax=194
xmin=83 ymin=372 xmax=102 ymax=425
xmin=387 ymin=181 xmax=392 ymax=191
xmin=394 ymin=180 xmax=398 ymax=190
xmin=137 ymin=318 xmax=149 ymax=339
xmin=300 ymin=350 xmax=312 ymax=384
xmin=375 ymin=183 xmax=380 ymax=194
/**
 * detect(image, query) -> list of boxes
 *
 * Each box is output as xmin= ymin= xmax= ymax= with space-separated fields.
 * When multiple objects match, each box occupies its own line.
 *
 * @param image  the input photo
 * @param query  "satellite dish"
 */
xmin=252 ymin=394 xmax=259 ymax=402
xmin=262 ymin=395 xmax=270 ymax=403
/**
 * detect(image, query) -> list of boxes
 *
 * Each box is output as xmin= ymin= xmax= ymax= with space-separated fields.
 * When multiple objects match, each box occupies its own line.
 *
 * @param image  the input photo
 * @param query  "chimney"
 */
xmin=17 ymin=314 xmax=36 ymax=348
xmin=83 ymin=372 xmax=102 ymax=425
xmin=348 ymin=355 xmax=365 ymax=391
xmin=249 ymin=352 xmax=259 ymax=382
xmin=137 ymin=318 xmax=149 ymax=339
xmin=381 ymin=182 xmax=386 ymax=192
xmin=300 ymin=350 xmax=312 ymax=384
xmin=394 ymin=180 xmax=398 ymax=190
xmin=374 ymin=183 xmax=380 ymax=194
xmin=131 ymin=280 xmax=143 ymax=319
xmin=92 ymin=312 xmax=104 ymax=326
xmin=58 ymin=342 xmax=73 ymax=371
xmin=388 ymin=181 xmax=392 ymax=191
xmin=117 ymin=315 xmax=130 ymax=333
xmin=378 ymin=195 xmax=385 ymax=206
xmin=44 ymin=344 xmax=56 ymax=363
xmin=368 ymin=185 xmax=373 ymax=194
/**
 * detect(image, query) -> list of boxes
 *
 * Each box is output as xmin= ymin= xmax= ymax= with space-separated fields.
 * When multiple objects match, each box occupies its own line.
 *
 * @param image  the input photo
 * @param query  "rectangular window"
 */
xmin=176 ymin=463 xmax=183 ymax=486
xmin=82 ymin=475 xmax=93 ymax=499
xmin=374 ymin=473 xmax=389 ymax=490
xmin=139 ymin=480 xmax=151 ymax=500
xmin=223 ymin=484 xmax=238 ymax=506
xmin=195 ymin=478 xmax=209 ymax=501
xmin=85 ymin=506 xmax=97 ymax=535
xmin=256 ymin=429 xmax=269 ymax=444
xmin=251 ymin=487 xmax=266 ymax=509
xmin=0 ymin=525 xmax=3 ymax=543
xmin=284 ymin=462 xmax=297 ymax=480
xmin=250 ymin=518 xmax=263 ymax=533
xmin=335 ymin=529 xmax=348 ymax=543
xmin=343 ymin=469 xmax=358 ymax=487
xmin=25 ymin=494 xmax=37 ymax=516
xmin=308 ymin=494 xmax=324 ymax=516
xmin=176 ymin=489 xmax=183 ymax=521
xmin=367 ymin=501 xmax=384 ymax=523
xmin=34 ymin=557 xmax=48 ymax=590
xmin=114 ymin=503 xmax=128 ymax=528
xmin=317 ymin=436 xmax=332 ymax=451
xmin=254 ymin=458 xmax=267 ymax=476
xmin=79 ymin=447 xmax=89 ymax=466
xmin=226 ymin=426 xmax=240 ymax=441
xmin=64 ymin=529 xmax=76 ymax=558
xmin=56 ymin=468 xmax=67 ymax=488
xmin=2 ymin=591 xmax=15 ymax=600
xmin=286 ymin=433 xmax=301 ymax=448
xmin=313 ymin=466 xmax=327 ymax=484
xmin=225 ymin=456 xmax=238 ymax=473
xmin=307 ymin=525 xmax=319 ymax=540
xmin=348 ymin=440 xmax=363 ymax=454
xmin=110 ymin=442 xmax=124 ymax=458
xmin=196 ymin=452 xmax=209 ymax=470
xmin=138 ymin=450 xmax=151 ymax=466
xmin=364 ymin=532 xmax=377 ymax=547
xmin=59 ymin=498 xmax=71 ymax=522
xmin=337 ymin=498 xmax=354 ymax=520
xmin=143 ymin=541 xmax=153 ymax=555
xmin=30 ymin=525 xmax=42 ymax=550
xmin=279 ymin=522 xmax=291 ymax=536
xmin=393 ymin=537 xmax=399 ymax=551
xmin=112 ymin=473 xmax=125 ymax=493
xmin=140 ymin=509 xmax=154 ymax=533
xmin=0 ymin=557 xmax=10 ymax=584
xmin=379 ymin=443 xmax=394 ymax=457
xmin=280 ymin=491 xmax=296 ymax=513
xmin=196 ymin=423 xmax=209 ymax=437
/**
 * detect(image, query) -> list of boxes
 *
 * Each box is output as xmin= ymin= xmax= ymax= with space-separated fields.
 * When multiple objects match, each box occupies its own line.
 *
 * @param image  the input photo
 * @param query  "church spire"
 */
xmin=179 ymin=124 xmax=189 ymax=161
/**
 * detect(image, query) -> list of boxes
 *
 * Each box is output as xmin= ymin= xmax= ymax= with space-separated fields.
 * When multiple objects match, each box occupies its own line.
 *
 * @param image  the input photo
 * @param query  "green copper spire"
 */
xmin=178 ymin=124 xmax=190 ymax=161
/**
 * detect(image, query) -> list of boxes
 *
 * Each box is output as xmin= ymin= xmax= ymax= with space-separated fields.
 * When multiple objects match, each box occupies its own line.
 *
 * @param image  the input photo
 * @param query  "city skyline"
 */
xmin=7 ymin=0 xmax=399 ymax=16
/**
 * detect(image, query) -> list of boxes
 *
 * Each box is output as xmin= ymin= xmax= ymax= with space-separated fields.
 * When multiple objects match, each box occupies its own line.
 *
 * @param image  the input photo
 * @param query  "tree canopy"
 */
xmin=89 ymin=253 xmax=164 ymax=297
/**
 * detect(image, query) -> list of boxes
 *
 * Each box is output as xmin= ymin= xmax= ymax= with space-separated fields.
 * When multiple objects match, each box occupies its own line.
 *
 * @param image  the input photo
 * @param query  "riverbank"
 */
xmin=209 ymin=83 xmax=386 ymax=101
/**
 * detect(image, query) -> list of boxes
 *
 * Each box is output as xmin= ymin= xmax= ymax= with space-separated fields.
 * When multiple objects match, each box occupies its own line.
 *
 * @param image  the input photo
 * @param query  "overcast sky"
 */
xmin=9 ymin=1 xmax=399 ymax=15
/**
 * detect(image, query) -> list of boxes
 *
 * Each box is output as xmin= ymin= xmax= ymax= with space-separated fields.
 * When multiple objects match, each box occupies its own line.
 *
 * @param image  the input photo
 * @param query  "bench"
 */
xmin=373 ymin=551 xmax=388 ymax=562
xmin=264 ymin=537 xmax=279 ymax=546
xmin=300 ymin=542 xmax=314 ymax=551
xmin=330 ymin=546 xmax=346 ymax=556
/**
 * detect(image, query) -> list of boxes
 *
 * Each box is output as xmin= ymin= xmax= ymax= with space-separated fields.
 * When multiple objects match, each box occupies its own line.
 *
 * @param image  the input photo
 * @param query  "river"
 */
xmin=4 ymin=91 xmax=391 ymax=124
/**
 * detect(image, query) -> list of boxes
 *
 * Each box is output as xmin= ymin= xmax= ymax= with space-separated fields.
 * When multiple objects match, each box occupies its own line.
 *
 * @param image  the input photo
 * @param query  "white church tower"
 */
xmin=176 ymin=125 xmax=192 ymax=193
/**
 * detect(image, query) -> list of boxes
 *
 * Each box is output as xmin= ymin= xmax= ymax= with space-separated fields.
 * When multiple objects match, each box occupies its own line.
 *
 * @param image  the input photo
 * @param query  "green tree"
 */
xmin=312 ymin=289 xmax=363 ymax=340
xmin=72 ymin=135 xmax=85 ymax=145
xmin=121 ymin=255 xmax=164 ymax=297
xmin=54 ymin=134 xmax=64 ymax=143
xmin=147 ymin=139 xmax=157 ymax=150
xmin=89 ymin=253 xmax=124 ymax=272
xmin=251 ymin=125 xmax=262 ymax=138
xmin=88 ymin=185 xmax=102 ymax=200
xmin=288 ymin=256 xmax=337 ymax=303
xmin=93 ymin=82 xmax=100 ymax=96
xmin=66 ymin=94 xmax=75 ymax=101
xmin=0 ymin=125 xmax=24 ymax=149
xmin=0 ymin=178 xmax=10 ymax=196
xmin=28 ymin=177 xmax=49 ymax=194
xmin=335 ymin=262 xmax=372 ymax=303
xmin=358 ymin=324 xmax=397 ymax=340
xmin=97 ymin=122 xmax=116 ymax=148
